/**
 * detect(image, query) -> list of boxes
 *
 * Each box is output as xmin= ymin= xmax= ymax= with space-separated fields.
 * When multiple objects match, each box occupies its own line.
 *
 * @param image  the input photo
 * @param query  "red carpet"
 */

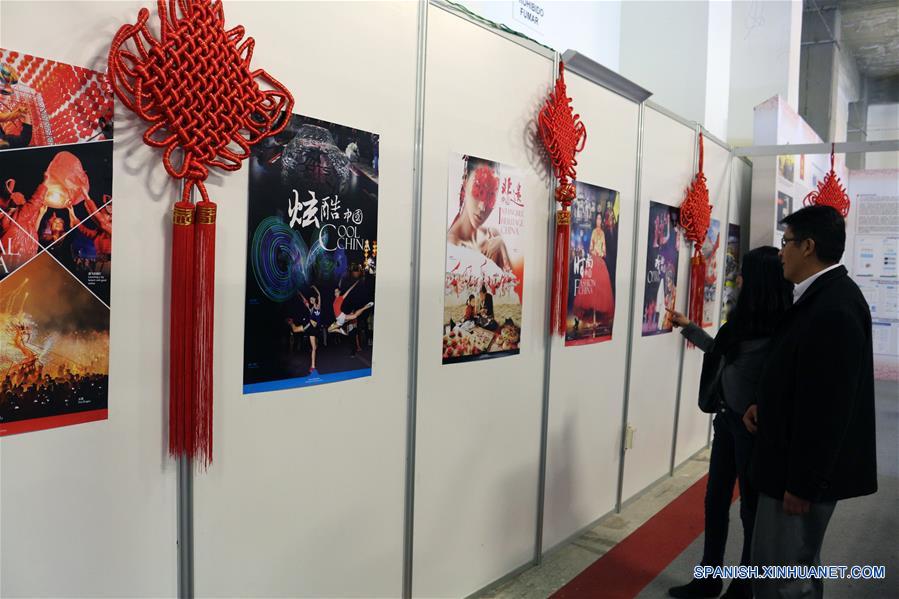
xmin=552 ymin=474 xmax=738 ymax=599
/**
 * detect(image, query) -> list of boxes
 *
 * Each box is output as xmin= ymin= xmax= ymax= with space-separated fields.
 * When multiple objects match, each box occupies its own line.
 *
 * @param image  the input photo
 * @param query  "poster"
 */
xmin=243 ymin=114 xmax=379 ymax=393
xmin=0 ymin=49 xmax=114 ymax=149
xmin=777 ymin=155 xmax=795 ymax=183
xmin=0 ymin=51 xmax=114 ymax=436
xmin=565 ymin=181 xmax=620 ymax=346
xmin=776 ymin=191 xmax=792 ymax=231
xmin=642 ymin=201 xmax=680 ymax=336
xmin=720 ymin=224 xmax=741 ymax=324
xmin=701 ymin=219 xmax=720 ymax=327
xmin=442 ymin=154 xmax=524 ymax=364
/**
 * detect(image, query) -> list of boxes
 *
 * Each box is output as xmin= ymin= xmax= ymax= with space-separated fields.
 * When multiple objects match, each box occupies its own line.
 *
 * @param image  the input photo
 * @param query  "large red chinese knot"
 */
xmin=680 ymin=133 xmax=712 ymax=327
xmin=538 ymin=61 xmax=587 ymax=336
xmin=108 ymin=0 xmax=294 ymax=466
xmin=804 ymin=144 xmax=850 ymax=217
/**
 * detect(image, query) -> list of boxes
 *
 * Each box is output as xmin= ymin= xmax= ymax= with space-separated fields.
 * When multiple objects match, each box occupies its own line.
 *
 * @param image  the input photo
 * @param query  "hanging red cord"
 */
xmin=108 ymin=0 xmax=294 ymax=466
xmin=804 ymin=143 xmax=850 ymax=217
xmin=538 ymin=62 xmax=587 ymax=336
xmin=680 ymin=133 xmax=712 ymax=327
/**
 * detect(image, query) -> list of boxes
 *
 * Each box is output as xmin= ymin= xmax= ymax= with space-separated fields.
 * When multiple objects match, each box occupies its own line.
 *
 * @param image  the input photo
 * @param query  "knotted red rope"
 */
xmin=108 ymin=0 xmax=294 ymax=465
xmin=680 ymin=133 xmax=712 ymax=326
xmin=538 ymin=62 xmax=587 ymax=336
xmin=804 ymin=144 xmax=850 ymax=217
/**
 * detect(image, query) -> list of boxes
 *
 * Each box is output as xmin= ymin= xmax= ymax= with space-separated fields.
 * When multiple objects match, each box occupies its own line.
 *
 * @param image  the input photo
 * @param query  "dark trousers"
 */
xmin=751 ymin=493 xmax=836 ymax=599
xmin=702 ymin=408 xmax=758 ymax=567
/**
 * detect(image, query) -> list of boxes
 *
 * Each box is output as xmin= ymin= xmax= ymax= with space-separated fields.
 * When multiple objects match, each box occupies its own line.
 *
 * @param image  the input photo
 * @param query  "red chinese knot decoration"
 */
xmin=804 ymin=144 xmax=850 ymax=217
xmin=538 ymin=62 xmax=587 ymax=336
xmin=680 ymin=133 xmax=712 ymax=326
xmin=108 ymin=0 xmax=294 ymax=465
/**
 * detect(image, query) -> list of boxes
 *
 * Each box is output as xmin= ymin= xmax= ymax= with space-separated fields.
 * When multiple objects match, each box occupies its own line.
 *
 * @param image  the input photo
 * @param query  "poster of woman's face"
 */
xmin=565 ymin=180 xmax=620 ymax=346
xmin=442 ymin=153 xmax=524 ymax=364
xmin=642 ymin=201 xmax=680 ymax=336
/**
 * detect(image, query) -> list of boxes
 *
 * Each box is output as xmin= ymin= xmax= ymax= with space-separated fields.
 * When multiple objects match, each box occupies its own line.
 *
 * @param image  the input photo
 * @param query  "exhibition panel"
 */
xmin=187 ymin=2 xmax=419 ymax=597
xmin=0 ymin=2 xmax=177 ymax=596
xmin=0 ymin=1 xmax=762 ymax=597
xmin=541 ymin=69 xmax=640 ymax=552
xmin=410 ymin=5 xmax=553 ymax=597
xmin=673 ymin=133 xmax=731 ymax=468
xmin=619 ymin=105 xmax=695 ymax=503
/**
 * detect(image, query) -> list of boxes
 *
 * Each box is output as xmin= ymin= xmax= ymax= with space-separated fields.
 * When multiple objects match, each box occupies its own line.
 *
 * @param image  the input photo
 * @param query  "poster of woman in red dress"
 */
xmin=566 ymin=181 xmax=620 ymax=346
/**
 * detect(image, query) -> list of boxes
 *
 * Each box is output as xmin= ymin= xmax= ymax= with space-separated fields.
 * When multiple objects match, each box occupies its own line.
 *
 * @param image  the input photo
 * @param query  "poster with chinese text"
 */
xmin=0 ymin=50 xmax=114 ymax=436
xmin=443 ymin=154 xmax=524 ymax=364
xmin=566 ymin=181 xmax=620 ymax=346
xmin=702 ymin=218 xmax=720 ymax=327
xmin=642 ymin=202 xmax=680 ymax=336
xmin=243 ymin=114 xmax=378 ymax=393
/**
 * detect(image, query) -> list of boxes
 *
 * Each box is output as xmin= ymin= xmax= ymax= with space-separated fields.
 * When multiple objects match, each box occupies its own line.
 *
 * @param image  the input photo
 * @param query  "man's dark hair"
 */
xmin=780 ymin=205 xmax=845 ymax=264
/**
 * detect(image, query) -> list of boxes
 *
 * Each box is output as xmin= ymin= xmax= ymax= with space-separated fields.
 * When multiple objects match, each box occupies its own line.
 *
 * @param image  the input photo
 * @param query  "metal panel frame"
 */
xmin=402 ymin=1 xmax=429 ymax=597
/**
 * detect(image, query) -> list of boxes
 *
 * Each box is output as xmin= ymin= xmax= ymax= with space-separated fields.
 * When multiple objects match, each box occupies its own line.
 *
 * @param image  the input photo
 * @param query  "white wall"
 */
xmin=620 ymin=107 xmax=696 ymax=502
xmin=704 ymin=0 xmax=734 ymax=140
xmin=458 ymin=0 xmax=622 ymax=71
xmin=410 ymin=7 xmax=552 ymax=596
xmin=674 ymin=137 xmax=730 ymax=467
xmin=728 ymin=1 xmax=804 ymax=146
xmin=619 ymin=1 xmax=710 ymax=127
xmin=541 ymin=72 xmax=639 ymax=552
xmin=867 ymin=104 xmax=899 ymax=170
xmin=1 ymin=2 xmax=179 ymax=596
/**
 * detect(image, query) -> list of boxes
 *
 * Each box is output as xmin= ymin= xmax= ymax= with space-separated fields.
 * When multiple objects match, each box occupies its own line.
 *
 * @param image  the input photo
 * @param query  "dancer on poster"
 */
xmin=243 ymin=114 xmax=379 ymax=393
xmin=720 ymin=224 xmax=741 ymax=323
xmin=642 ymin=201 xmax=681 ymax=336
xmin=442 ymin=154 xmax=524 ymax=364
xmin=565 ymin=181 xmax=620 ymax=346
xmin=702 ymin=219 xmax=720 ymax=327
xmin=776 ymin=191 xmax=793 ymax=231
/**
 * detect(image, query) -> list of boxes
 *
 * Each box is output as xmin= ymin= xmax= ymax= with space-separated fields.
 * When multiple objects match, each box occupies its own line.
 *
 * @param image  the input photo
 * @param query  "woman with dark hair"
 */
xmin=666 ymin=246 xmax=793 ymax=599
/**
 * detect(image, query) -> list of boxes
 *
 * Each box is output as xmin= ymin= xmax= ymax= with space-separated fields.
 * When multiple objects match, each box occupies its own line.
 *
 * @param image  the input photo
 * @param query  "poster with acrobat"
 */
xmin=243 ymin=113 xmax=379 ymax=394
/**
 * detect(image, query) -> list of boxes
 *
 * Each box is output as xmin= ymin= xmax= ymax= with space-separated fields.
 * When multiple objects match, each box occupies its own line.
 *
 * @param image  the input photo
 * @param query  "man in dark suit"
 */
xmin=743 ymin=205 xmax=877 ymax=599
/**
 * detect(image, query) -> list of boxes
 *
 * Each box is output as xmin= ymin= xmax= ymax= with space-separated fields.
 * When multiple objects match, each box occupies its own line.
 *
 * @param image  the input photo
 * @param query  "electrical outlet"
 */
xmin=624 ymin=424 xmax=635 ymax=450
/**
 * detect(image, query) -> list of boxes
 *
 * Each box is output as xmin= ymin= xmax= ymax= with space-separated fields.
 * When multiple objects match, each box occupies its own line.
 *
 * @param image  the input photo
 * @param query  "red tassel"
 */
xmin=689 ymin=249 xmax=705 ymax=326
xmin=550 ymin=208 xmax=571 ymax=336
xmin=194 ymin=200 xmax=217 ymax=467
xmin=170 ymin=202 xmax=195 ymax=457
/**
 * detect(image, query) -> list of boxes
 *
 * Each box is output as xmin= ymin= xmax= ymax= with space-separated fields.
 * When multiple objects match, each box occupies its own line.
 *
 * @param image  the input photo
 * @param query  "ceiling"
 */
xmin=805 ymin=0 xmax=899 ymax=78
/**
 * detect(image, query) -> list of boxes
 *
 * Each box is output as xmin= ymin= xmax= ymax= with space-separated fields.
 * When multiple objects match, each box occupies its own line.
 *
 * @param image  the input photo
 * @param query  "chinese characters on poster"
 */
xmin=0 ymin=50 xmax=114 ymax=435
xmin=642 ymin=202 xmax=680 ymax=336
xmin=702 ymin=218 xmax=720 ymax=327
xmin=243 ymin=114 xmax=379 ymax=393
xmin=566 ymin=181 xmax=620 ymax=346
xmin=720 ymin=224 xmax=741 ymax=324
xmin=443 ymin=154 xmax=524 ymax=364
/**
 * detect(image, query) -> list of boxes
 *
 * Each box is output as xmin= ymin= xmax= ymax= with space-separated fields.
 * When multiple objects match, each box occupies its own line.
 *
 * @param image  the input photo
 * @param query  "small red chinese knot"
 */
xmin=804 ymin=144 xmax=850 ymax=217
xmin=107 ymin=0 xmax=294 ymax=202
xmin=681 ymin=133 xmax=712 ymax=247
xmin=538 ymin=62 xmax=587 ymax=206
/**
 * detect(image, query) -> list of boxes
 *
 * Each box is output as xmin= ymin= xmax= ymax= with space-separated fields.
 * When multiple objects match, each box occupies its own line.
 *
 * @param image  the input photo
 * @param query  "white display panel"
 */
xmin=411 ymin=7 xmax=553 ymax=597
xmin=187 ymin=2 xmax=418 ymax=597
xmin=673 ymin=136 xmax=730 ymax=467
xmin=541 ymin=73 xmax=639 ymax=551
xmin=620 ymin=106 xmax=695 ymax=503
xmin=0 ymin=2 xmax=178 ymax=596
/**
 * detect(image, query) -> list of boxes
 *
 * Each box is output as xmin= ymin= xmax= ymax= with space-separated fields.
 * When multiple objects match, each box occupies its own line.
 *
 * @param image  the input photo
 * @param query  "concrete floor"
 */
xmin=476 ymin=380 xmax=899 ymax=599
xmin=473 ymin=450 xmax=712 ymax=599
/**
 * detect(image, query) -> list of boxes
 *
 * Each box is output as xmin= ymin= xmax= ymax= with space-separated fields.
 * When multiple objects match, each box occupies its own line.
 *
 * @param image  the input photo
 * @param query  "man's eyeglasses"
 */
xmin=781 ymin=236 xmax=802 ymax=248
